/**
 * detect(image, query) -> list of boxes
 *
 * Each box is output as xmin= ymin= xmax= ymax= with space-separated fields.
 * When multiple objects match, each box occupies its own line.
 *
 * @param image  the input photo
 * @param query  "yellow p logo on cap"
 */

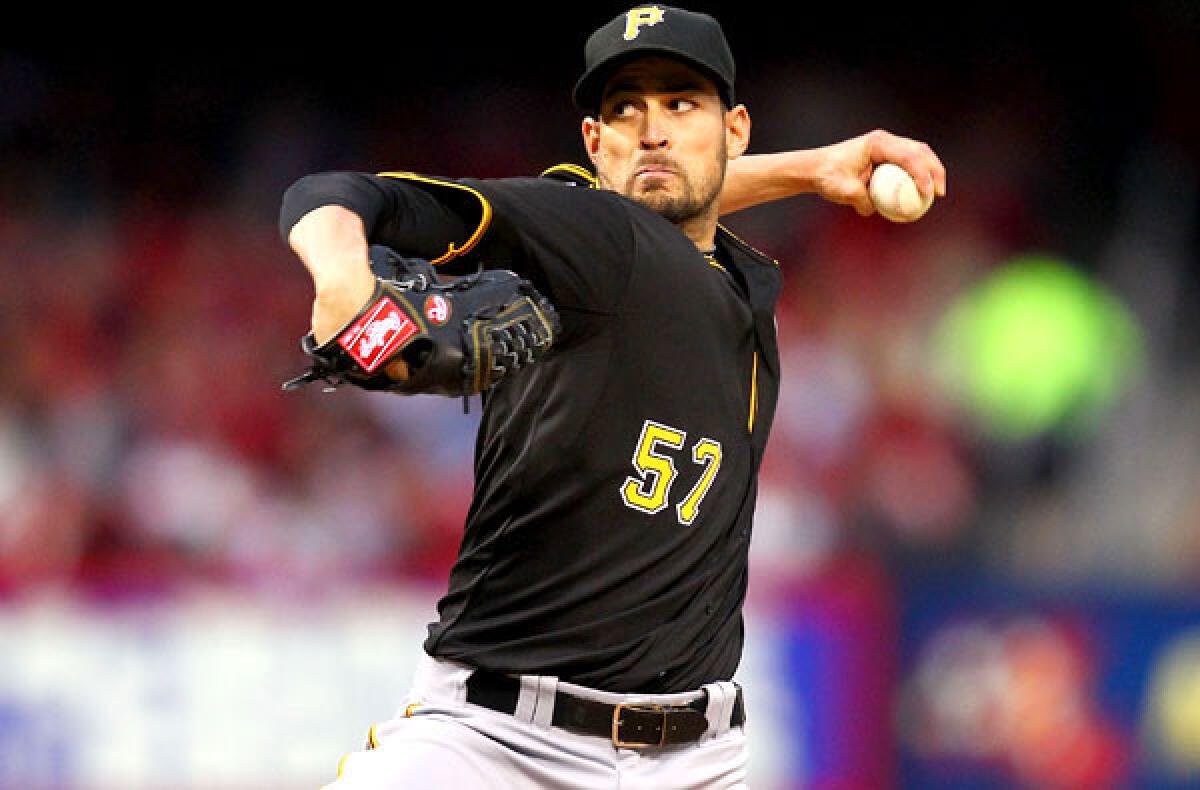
xmin=623 ymin=6 xmax=665 ymax=40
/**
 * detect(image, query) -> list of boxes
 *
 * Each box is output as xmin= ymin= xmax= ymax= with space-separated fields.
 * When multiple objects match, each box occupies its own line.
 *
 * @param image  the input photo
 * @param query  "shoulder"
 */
xmin=372 ymin=167 xmax=618 ymax=215
xmin=539 ymin=163 xmax=598 ymax=187
xmin=462 ymin=167 xmax=638 ymax=240
xmin=466 ymin=165 xmax=617 ymax=207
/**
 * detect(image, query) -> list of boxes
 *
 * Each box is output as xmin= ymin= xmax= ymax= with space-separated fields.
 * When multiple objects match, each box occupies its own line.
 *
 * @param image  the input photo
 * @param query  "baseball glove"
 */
xmin=282 ymin=246 xmax=559 ymax=402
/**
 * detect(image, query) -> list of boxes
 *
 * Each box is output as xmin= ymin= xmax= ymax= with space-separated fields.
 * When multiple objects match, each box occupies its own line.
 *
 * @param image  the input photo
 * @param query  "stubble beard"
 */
xmin=601 ymin=142 xmax=728 ymax=226
xmin=633 ymin=177 xmax=718 ymax=225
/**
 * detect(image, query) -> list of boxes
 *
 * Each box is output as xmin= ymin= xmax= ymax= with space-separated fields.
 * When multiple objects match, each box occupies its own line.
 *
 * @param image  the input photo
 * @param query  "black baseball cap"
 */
xmin=573 ymin=5 xmax=736 ymax=113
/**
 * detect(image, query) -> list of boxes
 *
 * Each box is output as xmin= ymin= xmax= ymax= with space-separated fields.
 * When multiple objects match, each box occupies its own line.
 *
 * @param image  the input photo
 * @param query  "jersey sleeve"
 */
xmin=279 ymin=169 xmax=635 ymax=315
xmin=278 ymin=170 xmax=486 ymax=265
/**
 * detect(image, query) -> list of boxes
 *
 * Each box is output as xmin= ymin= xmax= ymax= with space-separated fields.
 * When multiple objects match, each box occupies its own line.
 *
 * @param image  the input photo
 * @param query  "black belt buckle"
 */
xmin=612 ymin=702 xmax=668 ymax=748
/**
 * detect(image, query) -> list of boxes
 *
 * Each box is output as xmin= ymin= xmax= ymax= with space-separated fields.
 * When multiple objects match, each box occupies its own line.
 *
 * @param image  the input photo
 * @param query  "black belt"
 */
xmin=465 ymin=669 xmax=745 ymax=749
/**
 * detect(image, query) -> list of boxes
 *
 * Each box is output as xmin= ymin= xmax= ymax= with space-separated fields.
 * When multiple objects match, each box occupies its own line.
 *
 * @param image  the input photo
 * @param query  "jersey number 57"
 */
xmin=620 ymin=419 xmax=722 ymax=526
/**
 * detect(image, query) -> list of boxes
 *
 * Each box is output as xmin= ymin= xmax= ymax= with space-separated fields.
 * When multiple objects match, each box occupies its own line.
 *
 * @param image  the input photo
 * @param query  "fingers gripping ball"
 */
xmin=869 ymin=162 xmax=934 ymax=223
xmin=283 ymin=246 xmax=560 ymax=401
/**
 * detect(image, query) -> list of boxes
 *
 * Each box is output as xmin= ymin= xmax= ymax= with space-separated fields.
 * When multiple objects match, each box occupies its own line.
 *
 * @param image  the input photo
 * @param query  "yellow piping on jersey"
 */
xmin=540 ymin=162 xmax=597 ymax=186
xmin=377 ymin=171 xmax=494 ymax=265
xmin=748 ymin=351 xmax=758 ymax=433
xmin=718 ymin=222 xmax=780 ymax=267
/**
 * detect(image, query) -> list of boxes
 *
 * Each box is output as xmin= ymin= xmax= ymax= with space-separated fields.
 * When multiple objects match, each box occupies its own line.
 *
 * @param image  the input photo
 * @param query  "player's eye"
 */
xmin=612 ymin=99 xmax=637 ymax=117
xmin=669 ymin=97 xmax=696 ymax=112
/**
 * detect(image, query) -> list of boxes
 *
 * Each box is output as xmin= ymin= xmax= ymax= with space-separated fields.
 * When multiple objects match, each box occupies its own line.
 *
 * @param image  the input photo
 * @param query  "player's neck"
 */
xmin=676 ymin=208 xmax=719 ymax=252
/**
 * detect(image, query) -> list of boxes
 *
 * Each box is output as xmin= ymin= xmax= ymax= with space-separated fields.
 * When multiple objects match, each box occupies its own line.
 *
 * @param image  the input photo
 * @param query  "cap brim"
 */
xmin=572 ymin=47 xmax=732 ymax=112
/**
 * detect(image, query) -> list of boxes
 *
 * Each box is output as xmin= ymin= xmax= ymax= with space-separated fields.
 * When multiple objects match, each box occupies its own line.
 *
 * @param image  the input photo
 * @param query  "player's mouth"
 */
xmin=636 ymin=165 xmax=673 ymax=176
xmin=634 ymin=158 xmax=678 ymax=179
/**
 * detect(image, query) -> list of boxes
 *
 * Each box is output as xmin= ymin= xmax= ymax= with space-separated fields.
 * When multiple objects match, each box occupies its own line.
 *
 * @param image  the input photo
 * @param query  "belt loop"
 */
xmin=700 ymin=681 xmax=738 ymax=739
xmin=532 ymin=675 xmax=558 ymax=729
xmin=514 ymin=675 xmax=540 ymax=723
xmin=509 ymin=673 xmax=558 ymax=729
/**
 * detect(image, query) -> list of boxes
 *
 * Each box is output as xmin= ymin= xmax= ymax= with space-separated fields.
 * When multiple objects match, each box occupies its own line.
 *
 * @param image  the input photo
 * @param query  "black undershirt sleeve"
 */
xmin=278 ymin=171 xmax=476 ymax=263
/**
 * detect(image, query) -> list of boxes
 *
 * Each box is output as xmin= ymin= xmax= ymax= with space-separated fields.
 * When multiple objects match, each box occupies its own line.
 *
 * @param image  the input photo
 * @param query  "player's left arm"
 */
xmin=719 ymin=129 xmax=947 ymax=217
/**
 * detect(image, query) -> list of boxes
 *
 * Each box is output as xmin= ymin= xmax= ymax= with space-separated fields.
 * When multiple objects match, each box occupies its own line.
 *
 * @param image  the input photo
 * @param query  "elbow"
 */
xmin=278 ymin=171 xmax=367 ymax=242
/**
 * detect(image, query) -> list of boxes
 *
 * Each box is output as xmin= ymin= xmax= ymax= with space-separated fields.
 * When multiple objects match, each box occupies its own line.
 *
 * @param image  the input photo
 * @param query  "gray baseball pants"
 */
xmin=323 ymin=654 xmax=749 ymax=789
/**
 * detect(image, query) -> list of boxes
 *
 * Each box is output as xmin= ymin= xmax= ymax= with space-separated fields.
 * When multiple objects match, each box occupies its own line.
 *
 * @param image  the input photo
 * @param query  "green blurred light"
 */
xmin=933 ymin=254 xmax=1143 ymax=442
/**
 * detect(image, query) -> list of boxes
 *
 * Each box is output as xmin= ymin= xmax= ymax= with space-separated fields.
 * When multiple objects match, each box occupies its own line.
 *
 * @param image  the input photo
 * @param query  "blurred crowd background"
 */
xmin=1 ymin=3 xmax=1197 ymax=788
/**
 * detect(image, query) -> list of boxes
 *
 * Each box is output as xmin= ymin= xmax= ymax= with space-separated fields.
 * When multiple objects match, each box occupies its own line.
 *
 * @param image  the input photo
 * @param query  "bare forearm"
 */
xmin=719 ymin=131 xmax=947 ymax=218
xmin=720 ymin=151 xmax=824 ymax=215
xmin=287 ymin=204 xmax=376 ymax=344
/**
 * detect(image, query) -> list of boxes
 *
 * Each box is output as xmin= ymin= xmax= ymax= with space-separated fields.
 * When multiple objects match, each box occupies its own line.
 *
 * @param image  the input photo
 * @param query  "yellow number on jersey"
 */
xmin=620 ymin=420 xmax=686 ymax=514
xmin=620 ymin=420 xmax=723 ymax=525
xmin=677 ymin=438 xmax=722 ymax=526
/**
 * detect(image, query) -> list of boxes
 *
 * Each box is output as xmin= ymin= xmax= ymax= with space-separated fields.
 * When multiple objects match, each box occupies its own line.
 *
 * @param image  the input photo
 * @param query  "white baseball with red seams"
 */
xmin=869 ymin=162 xmax=934 ymax=222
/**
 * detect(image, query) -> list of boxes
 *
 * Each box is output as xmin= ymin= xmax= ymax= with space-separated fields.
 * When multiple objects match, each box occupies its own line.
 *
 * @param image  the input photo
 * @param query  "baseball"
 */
xmin=869 ymin=162 xmax=934 ymax=223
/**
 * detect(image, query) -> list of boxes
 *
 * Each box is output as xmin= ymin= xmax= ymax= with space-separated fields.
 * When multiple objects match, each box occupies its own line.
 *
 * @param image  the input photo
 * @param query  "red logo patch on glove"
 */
xmin=337 ymin=296 xmax=418 ymax=373
xmin=424 ymin=294 xmax=451 ymax=325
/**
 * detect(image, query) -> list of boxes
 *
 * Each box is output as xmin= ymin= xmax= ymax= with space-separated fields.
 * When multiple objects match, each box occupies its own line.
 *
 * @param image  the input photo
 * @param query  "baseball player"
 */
xmin=280 ymin=6 xmax=945 ymax=788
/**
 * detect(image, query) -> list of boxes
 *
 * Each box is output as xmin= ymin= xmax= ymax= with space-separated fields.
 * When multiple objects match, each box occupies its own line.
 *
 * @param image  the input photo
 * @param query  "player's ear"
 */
xmin=725 ymin=105 xmax=750 ymax=160
xmin=581 ymin=116 xmax=602 ymax=163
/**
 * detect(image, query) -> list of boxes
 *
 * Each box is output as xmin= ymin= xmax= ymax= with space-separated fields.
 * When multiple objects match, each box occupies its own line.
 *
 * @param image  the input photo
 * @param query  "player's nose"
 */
xmin=639 ymin=104 xmax=670 ymax=149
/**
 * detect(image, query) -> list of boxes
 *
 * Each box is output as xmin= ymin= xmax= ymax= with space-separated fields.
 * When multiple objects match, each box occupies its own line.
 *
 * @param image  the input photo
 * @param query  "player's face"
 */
xmin=583 ymin=57 xmax=750 ymax=230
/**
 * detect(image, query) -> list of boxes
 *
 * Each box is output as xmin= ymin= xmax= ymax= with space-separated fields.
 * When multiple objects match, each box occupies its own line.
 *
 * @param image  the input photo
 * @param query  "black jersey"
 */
xmin=280 ymin=166 xmax=783 ymax=692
